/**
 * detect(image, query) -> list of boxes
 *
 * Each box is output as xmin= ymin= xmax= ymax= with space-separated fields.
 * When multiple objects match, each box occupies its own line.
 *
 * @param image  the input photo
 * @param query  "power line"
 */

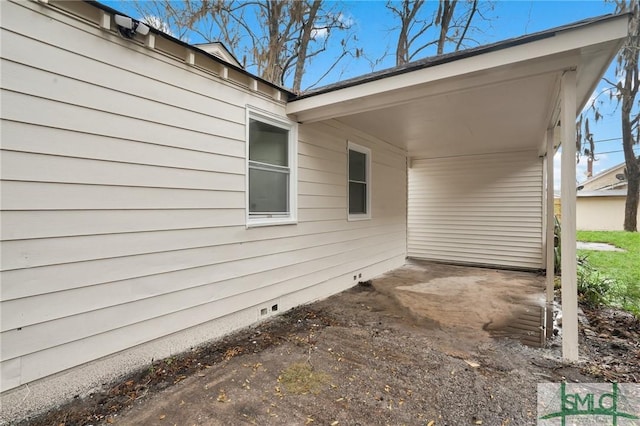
xmin=592 ymin=137 xmax=622 ymax=143
xmin=592 ymin=147 xmax=640 ymax=155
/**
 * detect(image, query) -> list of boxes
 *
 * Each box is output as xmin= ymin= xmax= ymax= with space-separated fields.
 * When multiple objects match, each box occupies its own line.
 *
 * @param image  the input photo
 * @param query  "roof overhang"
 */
xmin=577 ymin=190 xmax=629 ymax=197
xmin=286 ymin=14 xmax=629 ymax=159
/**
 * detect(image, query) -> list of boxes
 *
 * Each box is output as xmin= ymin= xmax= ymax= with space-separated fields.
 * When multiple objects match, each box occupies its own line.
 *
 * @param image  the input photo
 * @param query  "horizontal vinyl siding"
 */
xmin=0 ymin=1 xmax=407 ymax=392
xmin=408 ymin=151 xmax=543 ymax=269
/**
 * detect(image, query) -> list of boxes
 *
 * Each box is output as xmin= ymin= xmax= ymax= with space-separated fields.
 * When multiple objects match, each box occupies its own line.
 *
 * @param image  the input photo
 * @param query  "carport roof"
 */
xmin=286 ymin=14 xmax=629 ymax=159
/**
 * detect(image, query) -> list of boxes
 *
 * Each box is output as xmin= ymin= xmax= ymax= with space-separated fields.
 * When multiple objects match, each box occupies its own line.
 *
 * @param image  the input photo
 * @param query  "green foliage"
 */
xmin=279 ymin=362 xmax=330 ymax=395
xmin=554 ymin=215 xmax=561 ymax=273
xmin=577 ymin=231 xmax=640 ymax=318
xmin=576 ymin=255 xmax=613 ymax=307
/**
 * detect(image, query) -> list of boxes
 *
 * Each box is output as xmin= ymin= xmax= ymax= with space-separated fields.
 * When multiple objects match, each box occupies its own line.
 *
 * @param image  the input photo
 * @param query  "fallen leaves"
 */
xmin=173 ymin=375 xmax=187 ymax=384
xmin=26 ymin=302 xmax=640 ymax=426
xmin=266 ymin=407 xmax=278 ymax=418
xmin=274 ymin=385 xmax=284 ymax=398
xmin=216 ymin=389 xmax=229 ymax=403
xmin=223 ymin=347 xmax=243 ymax=361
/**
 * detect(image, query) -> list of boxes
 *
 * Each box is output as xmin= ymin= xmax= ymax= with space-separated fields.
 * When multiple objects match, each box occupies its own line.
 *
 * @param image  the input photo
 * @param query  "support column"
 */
xmin=545 ymin=127 xmax=555 ymax=340
xmin=560 ymin=70 xmax=578 ymax=361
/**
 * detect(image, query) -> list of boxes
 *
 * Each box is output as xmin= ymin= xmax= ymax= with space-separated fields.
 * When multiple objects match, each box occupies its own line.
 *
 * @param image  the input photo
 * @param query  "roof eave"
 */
xmin=287 ymin=14 xmax=629 ymax=124
xmin=85 ymin=0 xmax=296 ymax=98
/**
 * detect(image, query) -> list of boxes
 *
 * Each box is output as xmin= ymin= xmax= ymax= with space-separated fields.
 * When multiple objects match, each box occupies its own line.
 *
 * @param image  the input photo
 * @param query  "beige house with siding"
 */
xmin=0 ymin=0 xmax=629 ymax=421
xmin=576 ymin=163 xmax=638 ymax=231
xmin=580 ymin=162 xmax=628 ymax=191
xmin=577 ymin=190 xmax=638 ymax=231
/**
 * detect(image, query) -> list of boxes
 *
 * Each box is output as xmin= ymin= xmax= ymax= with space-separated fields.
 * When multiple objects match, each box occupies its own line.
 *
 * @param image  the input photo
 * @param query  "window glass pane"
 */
xmin=349 ymin=150 xmax=366 ymax=182
xmin=249 ymin=168 xmax=288 ymax=213
xmin=349 ymin=182 xmax=367 ymax=214
xmin=249 ymin=119 xmax=288 ymax=166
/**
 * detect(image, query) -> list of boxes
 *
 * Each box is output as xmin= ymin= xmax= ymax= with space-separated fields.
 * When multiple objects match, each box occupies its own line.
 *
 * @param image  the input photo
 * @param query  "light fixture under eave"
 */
xmin=114 ymin=14 xmax=150 ymax=39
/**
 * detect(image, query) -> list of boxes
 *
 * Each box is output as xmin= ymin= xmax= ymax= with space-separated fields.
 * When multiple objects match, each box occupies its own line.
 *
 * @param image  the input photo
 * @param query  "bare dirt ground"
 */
xmin=20 ymin=265 xmax=639 ymax=426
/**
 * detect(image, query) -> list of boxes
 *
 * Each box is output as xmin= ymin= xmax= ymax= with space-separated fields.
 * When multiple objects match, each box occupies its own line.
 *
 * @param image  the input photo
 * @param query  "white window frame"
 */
xmin=246 ymin=106 xmax=298 ymax=227
xmin=347 ymin=141 xmax=371 ymax=221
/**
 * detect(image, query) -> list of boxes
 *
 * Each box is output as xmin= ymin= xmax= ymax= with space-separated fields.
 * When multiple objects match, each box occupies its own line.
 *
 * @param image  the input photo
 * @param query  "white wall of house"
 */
xmin=407 ymin=151 xmax=543 ymax=269
xmin=577 ymin=195 xmax=637 ymax=231
xmin=0 ymin=0 xmax=406 ymax=417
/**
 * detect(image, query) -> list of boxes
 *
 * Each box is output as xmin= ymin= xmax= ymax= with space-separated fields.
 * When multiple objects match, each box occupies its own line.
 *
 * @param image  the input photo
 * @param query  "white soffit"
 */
xmin=287 ymin=15 xmax=628 ymax=158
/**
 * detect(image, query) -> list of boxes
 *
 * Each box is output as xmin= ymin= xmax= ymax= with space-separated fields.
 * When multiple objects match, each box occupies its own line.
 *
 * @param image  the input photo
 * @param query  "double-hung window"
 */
xmin=246 ymin=108 xmax=297 ymax=226
xmin=348 ymin=141 xmax=371 ymax=220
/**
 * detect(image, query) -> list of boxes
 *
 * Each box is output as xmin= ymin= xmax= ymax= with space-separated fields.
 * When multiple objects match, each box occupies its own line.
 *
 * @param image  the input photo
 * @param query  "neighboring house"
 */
xmin=580 ymin=162 xmax=628 ymax=191
xmin=554 ymin=191 xmax=562 ymax=220
xmin=577 ymin=190 xmax=638 ymax=231
xmin=577 ymin=163 xmax=638 ymax=231
xmin=0 ymin=0 xmax=628 ymax=421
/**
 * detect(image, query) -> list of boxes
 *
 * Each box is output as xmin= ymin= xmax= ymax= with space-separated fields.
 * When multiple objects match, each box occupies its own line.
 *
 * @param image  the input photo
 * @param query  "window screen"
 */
xmin=348 ymin=146 xmax=369 ymax=216
xmin=248 ymin=118 xmax=290 ymax=215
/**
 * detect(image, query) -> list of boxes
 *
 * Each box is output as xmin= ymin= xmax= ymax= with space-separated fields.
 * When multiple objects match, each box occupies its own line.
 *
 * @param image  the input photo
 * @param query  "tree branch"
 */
xmin=455 ymin=0 xmax=477 ymax=51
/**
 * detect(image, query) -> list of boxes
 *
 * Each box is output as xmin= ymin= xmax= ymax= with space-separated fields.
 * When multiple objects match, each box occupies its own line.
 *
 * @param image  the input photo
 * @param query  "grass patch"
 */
xmin=279 ymin=362 xmax=330 ymax=395
xmin=577 ymin=231 xmax=640 ymax=317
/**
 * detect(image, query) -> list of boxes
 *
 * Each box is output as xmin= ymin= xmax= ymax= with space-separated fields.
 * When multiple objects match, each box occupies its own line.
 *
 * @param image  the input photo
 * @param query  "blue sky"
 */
xmin=107 ymin=0 xmax=638 ymax=186
xmin=324 ymin=1 xmax=632 ymax=188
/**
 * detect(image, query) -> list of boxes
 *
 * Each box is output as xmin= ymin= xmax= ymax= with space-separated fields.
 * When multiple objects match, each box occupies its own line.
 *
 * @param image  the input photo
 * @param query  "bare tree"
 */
xmin=133 ymin=0 xmax=356 ymax=93
xmin=386 ymin=0 xmax=488 ymax=66
xmin=583 ymin=0 xmax=640 ymax=231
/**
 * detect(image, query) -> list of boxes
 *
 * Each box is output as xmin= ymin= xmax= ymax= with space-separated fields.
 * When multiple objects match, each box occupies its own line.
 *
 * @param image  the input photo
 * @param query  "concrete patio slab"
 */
xmin=372 ymin=260 xmax=547 ymax=346
xmin=577 ymin=241 xmax=625 ymax=252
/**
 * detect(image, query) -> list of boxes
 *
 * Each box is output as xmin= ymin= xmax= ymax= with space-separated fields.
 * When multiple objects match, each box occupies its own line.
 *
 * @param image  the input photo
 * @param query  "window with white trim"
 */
xmin=246 ymin=108 xmax=297 ymax=226
xmin=348 ymin=142 xmax=371 ymax=220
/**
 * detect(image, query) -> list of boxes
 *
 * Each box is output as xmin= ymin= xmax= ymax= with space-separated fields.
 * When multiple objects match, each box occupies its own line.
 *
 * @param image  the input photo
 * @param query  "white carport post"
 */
xmin=560 ymin=70 xmax=578 ymax=361
xmin=545 ymin=127 xmax=555 ymax=339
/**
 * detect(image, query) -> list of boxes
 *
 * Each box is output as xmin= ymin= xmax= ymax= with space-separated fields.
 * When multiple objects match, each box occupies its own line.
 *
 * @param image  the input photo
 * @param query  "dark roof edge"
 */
xmin=293 ymin=13 xmax=630 ymax=101
xmin=85 ymin=1 xmax=296 ymax=98
xmin=578 ymin=161 xmax=627 ymax=185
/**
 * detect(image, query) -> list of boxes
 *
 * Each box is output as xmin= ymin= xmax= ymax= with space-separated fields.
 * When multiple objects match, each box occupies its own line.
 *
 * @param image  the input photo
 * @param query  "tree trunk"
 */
xmin=437 ymin=0 xmax=455 ymax=55
xmin=292 ymin=0 xmax=321 ymax=92
xmin=622 ymin=100 xmax=639 ymax=231
xmin=393 ymin=0 xmax=422 ymax=66
xmin=263 ymin=1 xmax=285 ymax=84
xmin=626 ymin=166 xmax=640 ymax=231
xmin=620 ymin=0 xmax=640 ymax=232
xmin=396 ymin=18 xmax=410 ymax=65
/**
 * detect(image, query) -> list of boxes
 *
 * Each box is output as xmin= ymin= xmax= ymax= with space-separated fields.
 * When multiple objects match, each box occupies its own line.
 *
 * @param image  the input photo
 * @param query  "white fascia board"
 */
xmin=287 ymin=15 xmax=628 ymax=123
xmin=577 ymin=190 xmax=628 ymax=197
xmin=291 ymin=54 xmax=578 ymax=123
